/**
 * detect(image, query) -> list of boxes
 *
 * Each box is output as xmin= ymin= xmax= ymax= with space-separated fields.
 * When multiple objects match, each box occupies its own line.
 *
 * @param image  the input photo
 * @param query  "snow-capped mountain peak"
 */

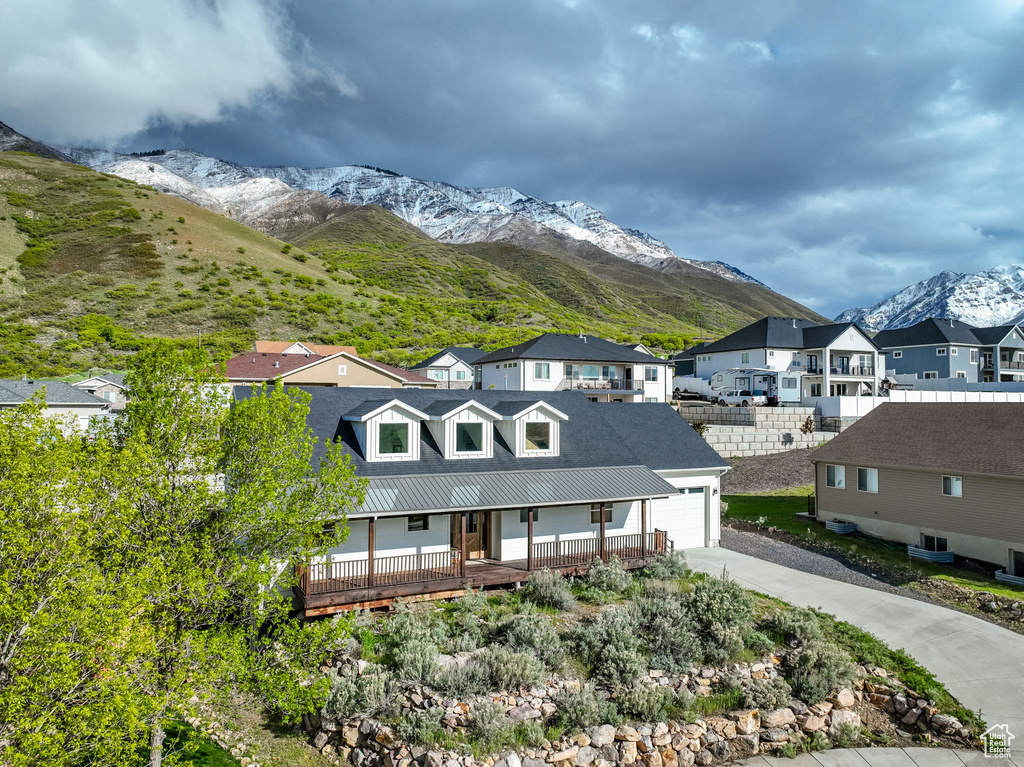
xmin=836 ymin=264 xmax=1024 ymax=330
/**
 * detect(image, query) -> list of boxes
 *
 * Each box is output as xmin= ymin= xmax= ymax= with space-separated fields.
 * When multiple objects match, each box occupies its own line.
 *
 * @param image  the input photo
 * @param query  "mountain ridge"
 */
xmin=836 ymin=264 xmax=1024 ymax=330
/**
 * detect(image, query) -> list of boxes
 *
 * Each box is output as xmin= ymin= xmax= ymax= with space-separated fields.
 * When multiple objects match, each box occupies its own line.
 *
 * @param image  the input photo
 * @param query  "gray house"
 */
xmin=873 ymin=318 xmax=1024 ymax=383
xmin=811 ymin=402 xmax=1024 ymax=581
xmin=0 ymin=379 xmax=109 ymax=429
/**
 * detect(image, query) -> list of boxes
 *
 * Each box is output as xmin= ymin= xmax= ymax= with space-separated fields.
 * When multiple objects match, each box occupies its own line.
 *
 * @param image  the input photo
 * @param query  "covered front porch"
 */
xmin=296 ymin=501 xmax=670 ymax=616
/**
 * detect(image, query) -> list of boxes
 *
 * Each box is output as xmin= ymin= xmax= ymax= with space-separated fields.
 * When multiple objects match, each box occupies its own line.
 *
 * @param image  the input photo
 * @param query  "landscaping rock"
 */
xmin=729 ymin=710 xmax=759 ymax=736
xmin=830 ymin=689 xmax=856 ymax=709
xmin=616 ymin=726 xmax=641 ymax=742
xmin=575 ymin=747 xmax=598 ymax=766
xmin=589 ymin=725 xmax=616 ymax=748
xmin=548 ymin=746 xmax=579 ymax=764
xmin=618 ymin=742 xmax=638 ymax=764
xmin=509 ymin=703 xmax=541 ymax=722
xmin=761 ymin=708 xmax=795 ymax=728
xmin=828 ymin=709 xmax=861 ymax=734
xmin=801 ymin=715 xmax=827 ymax=733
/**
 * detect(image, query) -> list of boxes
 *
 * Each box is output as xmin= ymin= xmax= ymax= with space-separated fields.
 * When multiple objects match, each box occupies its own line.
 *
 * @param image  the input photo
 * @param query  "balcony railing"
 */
xmin=805 ymin=366 xmax=874 ymax=376
xmin=532 ymin=530 xmax=668 ymax=568
xmin=557 ymin=377 xmax=642 ymax=392
xmin=299 ymin=550 xmax=460 ymax=595
xmin=999 ymin=360 xmax=1024 ymax=370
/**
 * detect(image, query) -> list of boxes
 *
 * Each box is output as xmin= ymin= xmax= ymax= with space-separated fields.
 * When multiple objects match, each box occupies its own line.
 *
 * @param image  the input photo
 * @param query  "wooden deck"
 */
xmin=298 ymin=531 xmax=668 ymax=616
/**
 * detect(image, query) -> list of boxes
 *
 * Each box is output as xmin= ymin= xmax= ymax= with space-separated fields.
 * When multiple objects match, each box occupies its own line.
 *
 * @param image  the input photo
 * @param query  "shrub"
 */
xmin=634 ymin=583 xmax=700 ymax=674
xmin=469 ymin=700 xmax=510 ymax=747
xmin=685 ymin=576 xmax=753 ymax=664
xmin=586 ymin=556 xmax=632 ymax=594
xmin=434 ymin=658 xmax=491 ymax=697
xmin=743 ymin=630 xmax=775 ymax=656
xmin=382 ymin=606 xmax=444 ymax=682
xmin=569 ymin=606 xmax=646 ymax=687
xmin=322 ymin=663 xmax=394 ymax=720
xmin=511 ymin=719 xmax=545 ymax=748
xmin=396 ymin=708 xmax=446 ymax=746
xmin=615 ymin=682 xmax=675 ymax=721
xmin=739 ymin=676 xmax=793 ymax=710
xmin=641 ymin=551 xmax=689 ymax=580
xmin=784 ymin=639 xmax=855 ymax=704
xmin=496 ymin=604 xmax=564 ymax=669
xmin=521 ymin=569 xmax=577 ymax=611
xmin=480 ymin=646 xmax=546 ymax=691
xmin=555 ymin=683 xmax=621 ymax=730
xmin=768 ymin=608 xmax=823 ymax=646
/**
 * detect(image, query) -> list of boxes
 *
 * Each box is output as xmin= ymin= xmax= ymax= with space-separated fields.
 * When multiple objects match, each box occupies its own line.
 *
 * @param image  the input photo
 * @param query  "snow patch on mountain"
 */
xmin=61 ymin=146 xmax=768 ymax=285
xmin=836 ymin=264 xmax=1024 ymax=330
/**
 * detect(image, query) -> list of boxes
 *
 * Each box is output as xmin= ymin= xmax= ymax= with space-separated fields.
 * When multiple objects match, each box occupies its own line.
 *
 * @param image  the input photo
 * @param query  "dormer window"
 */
xmin=379 ymin=423 xmax=409 ymax=455
xmin=456 ymin=422 xmax=484 ymax=452
xmin=525 ymin=422 xmax=550 ymax=451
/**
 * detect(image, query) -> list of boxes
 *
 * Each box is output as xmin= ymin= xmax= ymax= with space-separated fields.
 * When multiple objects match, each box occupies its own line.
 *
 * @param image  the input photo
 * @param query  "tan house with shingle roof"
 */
xmin=226 ymin=351 xmax=437 ymax=389
xmin=811 ymin=402 xmax=1024 ymax=579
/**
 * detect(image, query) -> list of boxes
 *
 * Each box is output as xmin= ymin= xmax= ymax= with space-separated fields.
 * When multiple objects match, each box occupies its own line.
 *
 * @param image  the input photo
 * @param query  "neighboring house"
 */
xmin=474 ymin=333 xmax=672 ymax=403
xmin=254 ymin=341 xmax=358 ymax=356
xmin=620 ymin=342 xmax=657 ymax=356
xmin=671 ymin=343 xmax=707 ymax=379
xmin=0 ymin=378 xmax=109 ymax=429
xmin=694 ymin=317 xmax=883 ymax=400
xmin=409 ymin=347 xmax=486 ymax=389
xmin=967 ymin=325 xmax=1024 ymax=383
xmin=225 ymin=351 xmax=438 ymax=389
xmin=233 ymin=387 xmax=728 ymax=614
xmin=811 ymin=402 xmax=1024 ymax=578
xmin=873 ymin=318 xmax=982 ymax=382
xmin=72 ymin=372 xmax=128 ymax=410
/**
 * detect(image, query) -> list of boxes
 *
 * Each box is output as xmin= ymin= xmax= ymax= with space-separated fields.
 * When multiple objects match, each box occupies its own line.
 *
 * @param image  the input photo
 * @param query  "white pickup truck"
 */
xmin=712 ymin=389 xmax=768 ymax=407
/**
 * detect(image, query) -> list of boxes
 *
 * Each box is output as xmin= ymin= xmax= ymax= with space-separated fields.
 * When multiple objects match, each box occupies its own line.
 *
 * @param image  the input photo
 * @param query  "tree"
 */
xmin=0 ymin=400 xmax=152 ymax=766
xmin=89 ymin=345 xmax=366 ymax=766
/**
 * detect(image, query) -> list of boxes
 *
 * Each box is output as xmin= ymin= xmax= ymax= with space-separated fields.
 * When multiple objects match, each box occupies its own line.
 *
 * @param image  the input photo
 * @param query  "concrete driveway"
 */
xmin=684 ymin=547 xmax=1024 ymax=741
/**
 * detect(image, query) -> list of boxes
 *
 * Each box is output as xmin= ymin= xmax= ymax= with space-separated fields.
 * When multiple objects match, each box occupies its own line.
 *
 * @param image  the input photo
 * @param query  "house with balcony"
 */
xmin=235 ymin=387 xmax=729 ymax=615
xmin=811 ymin=402 xmax=1024 ymax=583
xmin=872 ymin=318 xmax=1024 ymax=383
xmin=474 ymin=333 xmax=672 ymax=403
xmin=694 ymin=317 xmax=883 ymax=400
xmin=409 ymin=347 xmax=486 ymax=389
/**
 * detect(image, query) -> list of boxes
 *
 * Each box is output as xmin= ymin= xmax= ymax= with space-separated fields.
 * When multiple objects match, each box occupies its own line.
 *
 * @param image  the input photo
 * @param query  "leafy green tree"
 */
xmin=0 ymin=400 xmax=152 ymax=766
xmin=89 ymin=345 xmax=366 ymax=766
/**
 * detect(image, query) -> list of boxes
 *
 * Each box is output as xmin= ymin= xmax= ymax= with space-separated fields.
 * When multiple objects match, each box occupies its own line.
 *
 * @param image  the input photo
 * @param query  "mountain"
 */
xmin=0 ymin=152 xmax=824 ymax=377
xmin=0 ymin=120 xmax=74 ymax=162
xmin=836 ymin=264 xmax=1024 ymax=331
xmin=62 ymin=146 xmax=768 ymax=286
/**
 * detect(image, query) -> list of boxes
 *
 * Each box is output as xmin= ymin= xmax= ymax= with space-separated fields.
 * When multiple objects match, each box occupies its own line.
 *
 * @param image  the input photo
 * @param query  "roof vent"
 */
xmin=950 ymin=320 xmax=955 ymax=328
xmin=792 ymin=319 xmax=797 ymax=328
xmin=273 ymin=361 xmax=280 ymax=368
xmin=252 ymin=358 xmax=256 ymax=364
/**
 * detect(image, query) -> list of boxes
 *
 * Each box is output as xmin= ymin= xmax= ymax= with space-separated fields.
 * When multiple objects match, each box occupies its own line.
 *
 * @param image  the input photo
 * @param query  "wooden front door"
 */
xmin=464 ymin=512 xmax=488 ymax=560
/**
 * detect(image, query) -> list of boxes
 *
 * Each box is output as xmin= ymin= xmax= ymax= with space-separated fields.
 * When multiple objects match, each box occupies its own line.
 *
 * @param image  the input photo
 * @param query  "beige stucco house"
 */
xmin=225 ymin=351 xmax=437 ymax=389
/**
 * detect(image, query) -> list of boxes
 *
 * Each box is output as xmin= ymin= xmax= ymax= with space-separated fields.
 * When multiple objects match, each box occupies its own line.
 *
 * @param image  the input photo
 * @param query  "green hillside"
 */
xmin=0 ymin=152 xmax=821 ymax=376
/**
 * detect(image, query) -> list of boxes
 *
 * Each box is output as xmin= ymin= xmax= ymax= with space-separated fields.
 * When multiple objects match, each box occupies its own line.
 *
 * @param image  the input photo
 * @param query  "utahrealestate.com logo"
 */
xmin=982 ymin=724 xmax=1014 ymax=759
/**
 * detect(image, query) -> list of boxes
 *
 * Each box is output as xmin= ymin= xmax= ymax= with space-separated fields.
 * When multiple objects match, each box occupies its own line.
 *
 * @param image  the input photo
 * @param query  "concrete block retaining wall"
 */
xmin=678 ymin=405 xmax=823 ymax=430
xmin=700 ymin=425 xmax=835 ymax=458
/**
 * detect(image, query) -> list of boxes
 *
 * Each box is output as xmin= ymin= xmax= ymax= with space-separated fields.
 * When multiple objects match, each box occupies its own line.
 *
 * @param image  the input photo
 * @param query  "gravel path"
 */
xmin=720 ymin=527 xmax=932 ymax=603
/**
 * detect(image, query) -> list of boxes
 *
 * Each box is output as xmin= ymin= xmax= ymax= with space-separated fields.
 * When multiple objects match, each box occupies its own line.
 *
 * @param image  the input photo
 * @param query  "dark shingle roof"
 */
xmin=474 ymin=334 xmax=666 ymax=365
xmin=812 ymin=402 xmax=1024 ymax=478
xmin=0 ymin=379 xmax=108 ymax=406
xmin=97 ymin=372 xmax=126 ymax=386
xmin=699 ymin=318 xmax=818 ymax=354
xmin=873 ymin=318 xmax=981 ymax=348
xmin=411 ymin=347 xmax=487 ymax=368
xmin=970 ymin=325 xmax=1019 ymax=345
xmin=233 ymin=388 xmax=724 ymax=478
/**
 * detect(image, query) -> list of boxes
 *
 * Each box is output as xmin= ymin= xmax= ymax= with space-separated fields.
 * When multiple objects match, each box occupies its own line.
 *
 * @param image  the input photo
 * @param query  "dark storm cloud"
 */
xmin=4 ymin=0 xmax=1024 ymax=316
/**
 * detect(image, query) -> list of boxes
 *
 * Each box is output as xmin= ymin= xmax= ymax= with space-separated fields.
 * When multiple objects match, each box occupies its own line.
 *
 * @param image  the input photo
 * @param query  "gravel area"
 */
xmin=720 ymin=527 xmax=933 ymax=602
xmin=721 ymin=448 xmax=816 ymax=494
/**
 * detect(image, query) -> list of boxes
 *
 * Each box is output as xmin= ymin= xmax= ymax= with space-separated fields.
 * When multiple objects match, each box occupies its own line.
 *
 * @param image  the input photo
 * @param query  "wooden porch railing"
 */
xmin=531 ymin=530 xmax=667 ymax=568
xmin=299 ymin=549 xmax=460 ymax=595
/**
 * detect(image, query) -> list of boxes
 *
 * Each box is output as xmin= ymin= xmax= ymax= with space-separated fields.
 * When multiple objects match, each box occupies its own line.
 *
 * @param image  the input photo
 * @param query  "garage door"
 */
xmin=651 ymin=487 xmax=707 ymax=549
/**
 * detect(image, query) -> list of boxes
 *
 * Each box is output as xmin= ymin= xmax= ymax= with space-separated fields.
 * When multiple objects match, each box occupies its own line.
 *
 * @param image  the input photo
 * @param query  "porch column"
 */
xmin=459 ymin=512 xmax=467 ymax=578
xmin=822 ymin=347 xmax=831 ymax=397
xmin=367 ymin=517 xmax=376 ymax=588
xmin=527 ymin=509 xmax=535 ymax=571
xmin=640 ymin=499 xmax=648 ymax=558
xmin=599 ymin=502 xmax=607 ymax=561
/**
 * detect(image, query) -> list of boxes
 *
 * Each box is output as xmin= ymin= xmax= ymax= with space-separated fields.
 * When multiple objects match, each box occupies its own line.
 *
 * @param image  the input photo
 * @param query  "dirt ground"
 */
xmin=721 ymin=448 xmax=816 ymax=494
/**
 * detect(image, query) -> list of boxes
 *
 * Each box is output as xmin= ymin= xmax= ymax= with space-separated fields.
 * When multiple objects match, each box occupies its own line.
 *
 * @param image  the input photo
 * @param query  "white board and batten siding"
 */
xmin=357 ymin=406 xmax=422 ymax=462
xmin=423 ymin=405 xmax=495 ymax=460
xmin=651 ymin=470 xmax=721 ymax=549
xmin=495 ymin=502 xmax=640 ymax=561
xmin=321 ymin=516 xmax=453 ymax=568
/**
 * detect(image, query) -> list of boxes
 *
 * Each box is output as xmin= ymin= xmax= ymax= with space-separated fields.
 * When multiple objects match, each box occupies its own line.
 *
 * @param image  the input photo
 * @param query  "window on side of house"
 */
xmin=379 ymin=422 xmax=410 ymax=455
xmin=582 ymin=364 xmax=600 ymax=379
xmin=857 ymin=467 xmax=878 ymax=493
xmin=768 ymin=350 xmax=775 ymax=357
xmin=589 ymin=504 xmax=612 ymax=523
xmin=338 ymin=365 xmax=348 ymax=375
xmin=519 ymin=508 xmax=539 ymax=524
xmin=942 ymin=475 xmax=962 ymax=497
xmin=921 ymin=534 xmax=948 ymax=552
xmin=923 ymin=371 xmax=938 ymax=379
xmin=970 ymin=349 xmax=978 ymax=364
xmin=810 ymin=383 xmax=822 ymax=397
xmin=534 ymin=362 xmax=550 ymax=380
xmin=455 ymin=370 xmax=467 ymax=380
xmin=408 ymin=514 xmax=429 ymax=532
xmin=1012 ymin=549 xmax=1024 ymax=577
xmin=644 ymin=366 xmax=659 ymax=382
xmin=892 ymin=350 xmax=903 ymax=359
xmin=455 ymin=422 xmax=484 ymax=453
xmin=936 ymin=348 xmax=947 ymax=356
xmin=955 ymin=371 xmax=967 ymax=379
xmin=741 ymin=352 xmax=750 ymax=364
xmin=643 ymin=397 xmax=657 ymax=402
xmin=950 ymin=347 xmax=958 ymax=356
xmin=524 ymin=422 xmax=550 ymax=451
xmin=826 ymin=464 xmax=846 ymax=488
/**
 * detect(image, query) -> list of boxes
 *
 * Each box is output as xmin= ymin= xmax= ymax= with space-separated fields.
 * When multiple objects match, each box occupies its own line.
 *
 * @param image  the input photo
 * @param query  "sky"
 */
xmin=4 ymin=0 xmax=1024 ymax=318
